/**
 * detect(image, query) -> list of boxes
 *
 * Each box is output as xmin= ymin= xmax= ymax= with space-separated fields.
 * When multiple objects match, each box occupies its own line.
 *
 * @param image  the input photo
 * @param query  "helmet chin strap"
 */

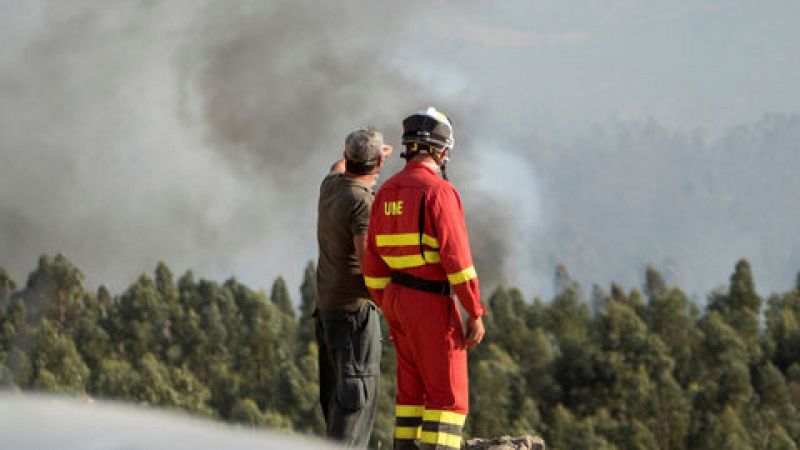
xmin=403 ymin=143 xmax=450 ymax=180
xmin=434 ymin=152 xmax=450 ymax=181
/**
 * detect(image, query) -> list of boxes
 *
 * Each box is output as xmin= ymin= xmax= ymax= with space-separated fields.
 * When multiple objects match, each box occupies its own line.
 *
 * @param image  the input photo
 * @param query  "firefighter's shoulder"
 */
xmin=428 ymin=179 xmax=462 ymax=204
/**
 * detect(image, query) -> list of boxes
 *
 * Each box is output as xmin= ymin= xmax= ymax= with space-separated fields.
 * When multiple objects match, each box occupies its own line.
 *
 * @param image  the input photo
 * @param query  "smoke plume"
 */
xmin=0 ymin=1 xmax=449 ymax=291
xmin=2 ymin=1 xmax=799 ymax=300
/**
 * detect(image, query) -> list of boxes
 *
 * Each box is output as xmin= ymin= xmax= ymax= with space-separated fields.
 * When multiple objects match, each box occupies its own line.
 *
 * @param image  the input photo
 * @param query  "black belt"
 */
xmin=390 ymin=271 xmax=451 ymax=296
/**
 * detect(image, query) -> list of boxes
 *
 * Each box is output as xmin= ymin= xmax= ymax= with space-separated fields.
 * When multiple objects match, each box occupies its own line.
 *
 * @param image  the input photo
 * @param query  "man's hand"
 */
xmin=465 ymin=315 xmax=485 ymax=349
xmin=330 ymin=158 xmax=346 ymax=174
xmin=382 ymin=144 xmax=393 ymax=159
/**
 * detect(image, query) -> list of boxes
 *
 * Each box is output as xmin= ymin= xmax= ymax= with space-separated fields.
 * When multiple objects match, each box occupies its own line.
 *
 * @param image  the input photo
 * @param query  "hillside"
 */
xmin=2 ymin=255 xmax=800 ymax=449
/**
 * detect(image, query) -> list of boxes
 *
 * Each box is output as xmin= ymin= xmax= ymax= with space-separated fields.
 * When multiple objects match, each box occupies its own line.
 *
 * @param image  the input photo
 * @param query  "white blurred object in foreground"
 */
xmin=0 ymin=392 xmax=342 ymax=450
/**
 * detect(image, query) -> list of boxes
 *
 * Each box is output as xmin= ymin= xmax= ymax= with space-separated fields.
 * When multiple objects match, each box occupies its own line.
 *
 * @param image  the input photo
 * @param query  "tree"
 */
xmin=0 ymin=346 xmax=31 ymax=386
xmin=296 ymin=261 xmax=318 ymax=356
xmin=548 ymin=284 xmax=591 ymax=346
xmin=0 ymin=267 xmax=15 ymax=305
xmin=644 ymin=266 xmax=666 ymax=299
xmin=708 ymin=259 xmax=762 ymax=361
xmin=689 ymin=312 xmax=754 ymax=447
xmin=111 ymin=274 xmax=169 ymax=360
xmin=133 ymin=353 xmax=212 ymax=415
xmin=554 ymin=264 xmax=582 ymax=296
xmin=231 ymin=397 xmax=265 ymax=426
xmin=767 ymin=426 xmax=797 ymax=450
xmin=651 ymin=371 xmax=691 ymax=450
xmin=7 ymin=254 xmax=800 ymax=449
xmin=699 ymin=406 xmax=753 ymax=450
xmin=29 ymin=320 xmax=89 ymax=393
xmin=72 ymin=291 xmax=112 ymax=371
xmin=270 ymin=276 xmax=295 ymax=318
xmin=91 ymin=358 xmax=141 ymax=400
xmin=647 ymin=286 xmax=698 ymax=385
xmin=765 ymin=290 xmax=800 ymax=372
xmin=155 ymin=261 xmax=178 ymax=302
xmin=522 ymin=327 xmax=560 ymax=408
xmin=592 ymin=297 xmax=682 ymax=444
xmin=548 ymin=405 xmax=617 ymax=450
xmin=485 ymin=286 xmax=530 ymax=358
xmin=752 ymin=362 xmax=798 ymax=445
xmin=468 ymin=344 xmax=541 ymax=438
xmin=794 ymin=271 xmax=800 ymax=294
xmin=20 ymin=254 xmax=86 ymax=331
xmin=549 ymin=285 xmax=601 ymax=416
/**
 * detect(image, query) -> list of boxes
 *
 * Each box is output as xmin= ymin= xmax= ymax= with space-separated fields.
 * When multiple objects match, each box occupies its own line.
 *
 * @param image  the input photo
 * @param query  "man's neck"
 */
xmin=410 ymin=154 xmax=441 ymax=174
xmin=343 ymin=171 xmax=377 ymax=188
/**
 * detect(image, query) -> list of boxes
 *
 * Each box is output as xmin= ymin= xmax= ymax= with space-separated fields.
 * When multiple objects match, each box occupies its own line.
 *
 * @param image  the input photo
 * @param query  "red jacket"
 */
xmin=363 ymin=162 xmax=485 ymax=318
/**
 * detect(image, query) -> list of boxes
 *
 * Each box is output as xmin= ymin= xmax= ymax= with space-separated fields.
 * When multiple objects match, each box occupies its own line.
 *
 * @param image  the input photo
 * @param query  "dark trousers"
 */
xmin=316 ymin=302 xmax=382 ymax=448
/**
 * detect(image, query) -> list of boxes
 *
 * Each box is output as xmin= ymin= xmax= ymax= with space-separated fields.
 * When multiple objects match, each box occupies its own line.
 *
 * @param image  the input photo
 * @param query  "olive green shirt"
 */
xmin=316 ymin=173 xmax=373 ymax=311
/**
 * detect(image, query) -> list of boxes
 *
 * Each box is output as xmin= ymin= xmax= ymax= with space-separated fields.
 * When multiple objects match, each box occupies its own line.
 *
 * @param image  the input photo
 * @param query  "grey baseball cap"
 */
xmin=344 ymin=128 xmax=384 ymax=164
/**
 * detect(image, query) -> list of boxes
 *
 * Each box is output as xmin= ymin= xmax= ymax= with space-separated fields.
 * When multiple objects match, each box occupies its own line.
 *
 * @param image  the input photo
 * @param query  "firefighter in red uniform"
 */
xmin=363 ymin=107 xmax=486 ymax=450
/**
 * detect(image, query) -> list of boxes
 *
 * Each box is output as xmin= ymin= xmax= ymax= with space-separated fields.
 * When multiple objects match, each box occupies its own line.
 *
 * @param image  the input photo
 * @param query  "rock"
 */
xmin=463 ymin=435 xmax=545 ymax=450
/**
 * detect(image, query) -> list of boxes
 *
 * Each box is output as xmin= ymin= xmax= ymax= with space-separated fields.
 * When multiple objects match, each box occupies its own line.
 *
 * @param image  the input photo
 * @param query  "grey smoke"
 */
xmin=513 ymin=115 xmax=800 ymax=298
xmin=0 ymin=1 xmax=439 ymax=291
xmin=2 ymin=1 xmax=799 ymax=301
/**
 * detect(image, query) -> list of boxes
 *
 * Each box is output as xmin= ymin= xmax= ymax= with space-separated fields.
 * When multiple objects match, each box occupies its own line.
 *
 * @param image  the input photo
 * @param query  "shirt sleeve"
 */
xmin=362 ymin=193 xmax=390 ymax=307
xmin=350 ymin=192 xmax=371 ymax=236
xmin=431 ymin=185 xmax=485 ymax=318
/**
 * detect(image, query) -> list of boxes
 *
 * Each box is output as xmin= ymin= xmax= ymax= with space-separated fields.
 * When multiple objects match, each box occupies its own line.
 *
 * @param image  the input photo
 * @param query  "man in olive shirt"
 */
xmin=316 ymin=128 xmax=391 ymax=447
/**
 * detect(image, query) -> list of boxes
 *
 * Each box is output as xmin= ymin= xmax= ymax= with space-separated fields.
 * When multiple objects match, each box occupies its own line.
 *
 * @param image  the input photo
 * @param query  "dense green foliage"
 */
xmin=2 ymin=255 xmax=800 ymax=449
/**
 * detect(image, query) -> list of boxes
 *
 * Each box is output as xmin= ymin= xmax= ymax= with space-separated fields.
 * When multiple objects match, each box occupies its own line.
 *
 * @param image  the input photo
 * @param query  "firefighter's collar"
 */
xmin=405 ymin=161 xmax=440 ymax=177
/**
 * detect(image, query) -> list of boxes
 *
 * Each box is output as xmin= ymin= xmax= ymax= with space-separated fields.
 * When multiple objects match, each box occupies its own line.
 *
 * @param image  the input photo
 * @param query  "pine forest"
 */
xmin=2 ymin=254 xmax=800 ymax=449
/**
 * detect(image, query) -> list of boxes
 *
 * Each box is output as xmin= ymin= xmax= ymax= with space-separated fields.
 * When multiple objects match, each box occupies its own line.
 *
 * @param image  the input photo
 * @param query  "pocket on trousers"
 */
xmin=321 ymin=315 xmax=352 ymax=351
xmin=335 ymin=366 xmax=367 ymax=411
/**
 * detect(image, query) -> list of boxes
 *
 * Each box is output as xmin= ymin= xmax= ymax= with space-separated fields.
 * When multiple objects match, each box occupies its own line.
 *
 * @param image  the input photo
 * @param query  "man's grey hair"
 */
xmin=345 ymin=128 xmax=384 ymax=163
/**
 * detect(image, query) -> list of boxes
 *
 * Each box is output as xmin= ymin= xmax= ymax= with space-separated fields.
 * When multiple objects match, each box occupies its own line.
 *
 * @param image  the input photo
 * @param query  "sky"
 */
xmin=1 ymin=0 xmax=799 ymax=302
xmin=421 ymin=1 xmax=800 ymax=135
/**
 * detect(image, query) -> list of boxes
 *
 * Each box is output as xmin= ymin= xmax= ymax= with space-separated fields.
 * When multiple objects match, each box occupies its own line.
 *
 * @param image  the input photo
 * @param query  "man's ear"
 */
xmin=374 ymin=154 xmax=385 ymax=172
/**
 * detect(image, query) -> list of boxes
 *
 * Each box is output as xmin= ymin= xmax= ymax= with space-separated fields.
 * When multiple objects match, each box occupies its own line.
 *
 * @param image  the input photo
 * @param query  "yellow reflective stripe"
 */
xmin=396 ymin=404 xmax=424 ymax=418
xmin=446 ymin=266 xmax=477 ymax=285
xmin=376 ymin=233 xmax=439 ymax=249
xmin=394 ymin=426 xmax=421 ymax=440
xmin=419 ymin=430 xmax=462 ymax=448
xmin=381 ymin=252 xmax=440 ymax=269
xmin=422 ymin=409 xmax=467 ymax=426
xmin=364 ymin=276 xmax=390 ymax=289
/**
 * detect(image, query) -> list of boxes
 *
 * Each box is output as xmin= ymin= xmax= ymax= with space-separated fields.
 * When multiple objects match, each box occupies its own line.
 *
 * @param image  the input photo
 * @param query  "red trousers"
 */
xmin=382 ymin=284 xmax=468 ymax=450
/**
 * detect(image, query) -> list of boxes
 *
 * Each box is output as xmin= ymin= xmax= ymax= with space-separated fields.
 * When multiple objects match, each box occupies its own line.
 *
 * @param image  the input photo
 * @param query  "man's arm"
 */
xmin=431 ymin=186 xmax=486 ymax=347
xmin=362 ymin=197 xmax=391 ymax=308
xmin=354 ymin=233 xmax=367 ymax=270
xmin=363 ymin=241 xmax=390 ymax=308
xmin=350 ymin=192 xmax=388 ymax=307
